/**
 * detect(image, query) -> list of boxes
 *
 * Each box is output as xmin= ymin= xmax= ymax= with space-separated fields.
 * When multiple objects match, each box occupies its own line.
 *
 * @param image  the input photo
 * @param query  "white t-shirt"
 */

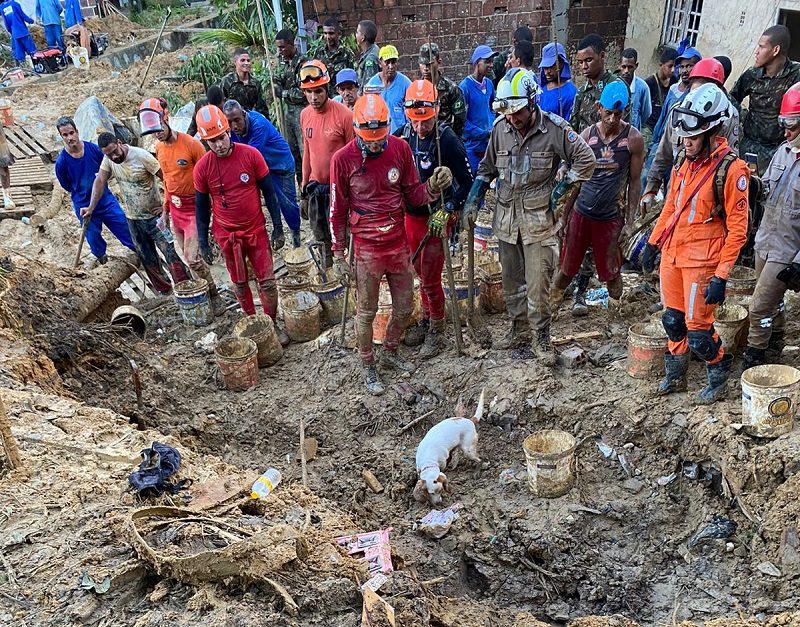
xmin=100 ymin=145 xmax=162 ymax=220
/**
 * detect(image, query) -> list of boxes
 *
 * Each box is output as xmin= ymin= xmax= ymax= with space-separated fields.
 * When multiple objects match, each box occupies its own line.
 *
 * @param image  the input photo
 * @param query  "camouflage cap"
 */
xmin=418 ymin=42 xmax=440 ymax=64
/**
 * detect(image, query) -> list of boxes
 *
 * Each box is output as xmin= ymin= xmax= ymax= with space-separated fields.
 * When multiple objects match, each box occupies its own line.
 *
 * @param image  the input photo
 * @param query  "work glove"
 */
xmin=549 ymin=173 xmax=578 ymax=220
xmin=199 ymin=243 xmax=214 ymax=265
xmin=333 ymin=254 xmax=351 ymax=286
xmin=776 ymin=262 xmax=800 ymax=292
xmin=461 ymin=200 xmax=479 ymax=230
xmin=641 ymin=243 xmax=658 ymax=274
xmin=271 ymin=230 xmax=286 ymax=252
xmin=704 ymin=276 xmax=727 ymax=305
xmin=427 ymin=167 xmax=453 ymax=194
xmin=428 ymin=208 xmax=450 ymax=238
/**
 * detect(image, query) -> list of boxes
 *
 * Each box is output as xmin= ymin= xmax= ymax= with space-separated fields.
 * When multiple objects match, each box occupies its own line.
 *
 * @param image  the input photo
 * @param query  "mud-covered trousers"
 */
xmin=404 ymin=213 xmax=449 ymax=322
xmin=746 ymin=254 xmax=787 ymax=350
xmin=167 ymin=194 xmax=217 ymax=292
xmin=128 ymin=216 xmax=190 ymax=295
xmin=77 ymin=200 xmax=135 ymax=259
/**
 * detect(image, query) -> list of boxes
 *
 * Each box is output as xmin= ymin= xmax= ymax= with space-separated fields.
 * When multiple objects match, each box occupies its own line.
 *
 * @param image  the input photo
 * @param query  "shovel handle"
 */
xmin=467 ymin=225 xmax=475 ymax=316
xmin=73 ymin=217 xmax=90 ymax=267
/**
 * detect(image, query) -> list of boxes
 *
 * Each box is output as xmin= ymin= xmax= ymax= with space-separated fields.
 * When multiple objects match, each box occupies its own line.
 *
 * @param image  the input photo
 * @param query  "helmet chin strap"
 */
xmin=357 ymin=136 xmax=387 ymax=158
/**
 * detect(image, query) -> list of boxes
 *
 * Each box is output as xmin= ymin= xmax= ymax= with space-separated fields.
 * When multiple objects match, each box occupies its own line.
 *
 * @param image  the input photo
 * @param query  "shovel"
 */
xmin=308 ymin=242 xmax=328 ymax=283
xmin=73 ymin=217 xmax=90 ymax=268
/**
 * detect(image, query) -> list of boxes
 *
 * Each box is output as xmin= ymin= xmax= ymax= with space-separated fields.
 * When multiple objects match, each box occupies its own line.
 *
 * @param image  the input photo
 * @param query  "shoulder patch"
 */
xmin=736 ymin=174 xmax=748 ymax=191
xmin=567 ymin=130 xmax=578 ymax=143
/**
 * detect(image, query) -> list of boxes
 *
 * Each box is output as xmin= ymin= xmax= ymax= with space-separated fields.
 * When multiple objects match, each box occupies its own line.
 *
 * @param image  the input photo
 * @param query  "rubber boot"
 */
xmin=765 ymin=329 xmax=785 ymax=364
xmin=697 ymin=354 xmax=734 ymax=404
xmin=655 ymin=352 xmax=689 ymax=396
xmin=739 ymin=346 xmax=765 ymax=374
xmin=363 ymin=364 xmax=385 ymax=396
xmin=209 ymin=286 xmax=227 ymax=317
xmin=531 ymin=326 xmax=557 ymax=367
xmin=380 ymin=347 xmax=416 ymax=373
xmin=419 ymin=318 xmax=445 ymax=360
xmin=290 ymin=229 xmax=301 ymax=248
xmin=2 ymin=187 xmax=16 ymax=210
xmin=496 ymin=320 xmax=531 ymax=350
xmin=271 ymin=230 xmax=286 ymax=251
xmin=97 ymin=254 xmax=108 ymax=265
xmin=403 ymin=318 xmax=428 ymax=347
xmin=572 ymin=274 xmax=590 ymax=317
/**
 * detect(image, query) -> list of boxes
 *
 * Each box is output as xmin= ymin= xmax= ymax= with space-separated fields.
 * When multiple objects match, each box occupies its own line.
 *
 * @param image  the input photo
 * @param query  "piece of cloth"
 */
xmin=100 ymin=146 xmax=162 ymax=220
xmin=156 ymin=131 xmax=207 ymax=199
xmin=315 ymin=44 xmax=356 ymax=96
xmin=11 ymin=33 xmax=35 ymax=61
xmin=354 ymin=246 xmax=415 ymax=363
xmin=498 ymin=233 xmax=558 ymax=331
xmin=648 ymin=137 xmax=750 ymax=281
xmin=629 ymin=75 xmax=652 ymax=131
xmin=193 ymin=142 xmax=270 ymax=231
xmin=730 ymin=59 xmax=800 ymax=172
xmin=644 ymin=72 xmax=677 ymax=130
xmin=539 ymin=81 xmax=577 ymax=121
xmin=430 ymin=74 xmax=467 ymax=136
xmin=63 ymin=0 xmax=81 ymax=27
xmin=366 ymin=71 xmax=413 ymax=134
xmin=308 ymin=185 xmax=331 ymax=244
xmin=459 ymin=74 xmax=496 ymax=171
xmin=35 ymin=0 xmax=60 ymax=25
xmin=659 ymin=259 xmax=724 ymax=363
xmin=747 ymin=254 xmax=787 ymax=350
xmin=42 ymin=23 xmax=62 ymax=49
xmin=475 ymin=109 xmax=596 ymax=246
xmin=1 ymin=0 xmax=32 ymax=40
xmin=569 ymin=70 xmax=630 ymax=133
xmin=128 ymin=216 xmax=190 ymax=294
xmin=560 ymin=211 xmax=623 ymax=282
xmin=300 ymin=98 xmax=354 ymax=186
xmin=231 ymin=110 xmax=294 ymax=175
xmin=405 ymin=212 xmax=448 ymax=320
xmin=330 ymin=135 xmax=436 ymax=254
xmin=212 ymin=220 xmax=274 ymax=315
xmin=755 ymin=141 xmax=800 ymax=265
xmin=356 ymin=43 xmax=381 ymax=94
xmin=394 ymin=123 xmax=473 ymax=216
xmin=576 ymin=123 xmax=632 ymax=220
xmin=167 ymin=193 xmax=214 ymax=287
xmin=128 ymin=442 xmax=187 ymax=497
xmin=219 ymin=71 xmax=268 ymax=117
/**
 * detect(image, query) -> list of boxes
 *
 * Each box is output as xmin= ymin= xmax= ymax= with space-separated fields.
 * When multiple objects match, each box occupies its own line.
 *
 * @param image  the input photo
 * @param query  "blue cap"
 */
xmin=538 ymin=42 xmax=571 ymax=83
xmin=471 ymin=45 xmax=497 ymax=65
xmin=676 ymin=47 xmax=702 ymax=63
xmin=335 ymin=68 xmax=358 ymax=87
xmin=599 ymin=81 xmax=630 ymax=111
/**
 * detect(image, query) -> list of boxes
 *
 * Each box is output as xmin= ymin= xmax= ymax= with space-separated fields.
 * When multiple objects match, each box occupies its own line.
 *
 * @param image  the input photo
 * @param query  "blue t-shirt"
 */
xmin=63 ymin=0 xmax=82 ymax=27
xmin=55 ymin=141 xmax=118 ymax=212
xmin=230 ymin=110 xmax=295 ymax=173
xmin=539 ymin=81 xmax=577 ymax=121
xmin=366 ymin=71 xmax=412 ymax=134
xmin=459 ymin=75 xmax=496 ymax=146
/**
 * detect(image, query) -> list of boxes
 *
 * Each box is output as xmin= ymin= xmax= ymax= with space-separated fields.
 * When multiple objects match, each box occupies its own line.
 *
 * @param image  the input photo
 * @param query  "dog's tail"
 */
xmin=472 ymin=388 xmax=485 ymax=423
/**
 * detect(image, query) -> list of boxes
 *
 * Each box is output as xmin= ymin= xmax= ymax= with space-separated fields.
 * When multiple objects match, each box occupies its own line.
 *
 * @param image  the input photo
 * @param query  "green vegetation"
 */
xmin=131 ymin=0 xmax=206 ymax=29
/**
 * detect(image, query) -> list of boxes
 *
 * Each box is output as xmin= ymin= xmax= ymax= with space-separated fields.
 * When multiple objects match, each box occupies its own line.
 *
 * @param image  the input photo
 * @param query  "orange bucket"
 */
xmin=627 ymin=323 xmax=668 ymax=379
xmin=214 ymin=337 xmax=259 ymax=391
xmin=0 ymin=105 xmax=13 ymax=127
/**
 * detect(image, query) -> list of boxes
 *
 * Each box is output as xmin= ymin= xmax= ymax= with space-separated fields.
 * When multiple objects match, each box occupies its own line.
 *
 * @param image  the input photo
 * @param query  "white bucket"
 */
xmin=741 ymin=364 xmax=800 ymax=438
xmin=70 ymin=47 xmax=90 ymax=70
xmin=522 ymin=430 xmax=576 ymax=498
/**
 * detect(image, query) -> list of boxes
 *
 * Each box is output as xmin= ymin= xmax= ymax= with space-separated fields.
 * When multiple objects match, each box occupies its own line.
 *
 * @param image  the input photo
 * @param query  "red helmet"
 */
xmin=689 ymin=58 xmax=725 ymax=86
xmin=139 ymin=97 xmax=168 ymax=136
xmin=780 ymin=89 xmax=800 ymax=117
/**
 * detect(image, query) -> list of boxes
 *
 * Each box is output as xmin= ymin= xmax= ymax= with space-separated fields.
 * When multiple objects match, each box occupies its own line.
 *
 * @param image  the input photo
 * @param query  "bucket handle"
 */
xmin=532 ymin=434 xmax=597 ymax=463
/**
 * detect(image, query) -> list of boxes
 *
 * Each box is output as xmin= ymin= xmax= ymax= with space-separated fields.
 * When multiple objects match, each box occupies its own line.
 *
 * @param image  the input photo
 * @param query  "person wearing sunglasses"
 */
xmin=329 ymin=94 xmax=452 ymax=395
xmin=274 ymin=29 xmax=308 ymax=186
xmin=740 ymin=89 xmax=800 ymax=372
xmin=641 ymin=84 xmax=749 ymax=403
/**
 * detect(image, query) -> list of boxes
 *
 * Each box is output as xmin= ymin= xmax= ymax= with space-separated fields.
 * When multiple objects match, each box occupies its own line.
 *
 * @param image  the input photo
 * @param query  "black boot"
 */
xmin=765 ymin=329 xmax=785 ymax=364
xmin=572 ymin=274 xmax=590 ymax=317
xmin=403 ymin=318 xmax=429 ymax=347
xmin=740 ymin=346 xmax=766 ymax=374
xmin=419 ymin=318 xmax=445 ymax=359
xmin=698 ymin=354 xmax=734 ymax=404
xmin=656 ymin=352 xmax=689 ymax=396
xmin=496 ymin=320 xmax=531 ymax=350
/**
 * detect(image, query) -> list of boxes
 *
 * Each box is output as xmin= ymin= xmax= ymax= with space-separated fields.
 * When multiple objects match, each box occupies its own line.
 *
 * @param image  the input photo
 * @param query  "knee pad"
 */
xmin=688 ymin=328 xmax=722 ymax=361
xmin=662 ymin=307 xmax=687 ymax=342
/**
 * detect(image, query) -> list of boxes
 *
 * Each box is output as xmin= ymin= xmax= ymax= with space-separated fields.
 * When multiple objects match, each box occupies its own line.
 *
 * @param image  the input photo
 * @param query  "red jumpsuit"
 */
xmin=330 ymin=136 xmax=437 ymax=364
xmin=648 ymin=137 xmax=749 ymax=362
xmin=193 ymin=143 xmax=277 ymax=317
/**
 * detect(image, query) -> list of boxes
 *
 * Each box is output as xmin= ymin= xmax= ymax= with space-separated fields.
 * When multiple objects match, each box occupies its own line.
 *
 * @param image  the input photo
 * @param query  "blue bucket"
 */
xmin=175 ymin=279 xmax=213 ymax=326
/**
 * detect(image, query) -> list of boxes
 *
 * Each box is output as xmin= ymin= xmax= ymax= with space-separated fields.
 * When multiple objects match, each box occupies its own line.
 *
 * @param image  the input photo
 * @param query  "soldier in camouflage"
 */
xmin=730 ymin=25 xmax=800 ymax=174
xmin=315 ymin=18 xmax=356 ymax=97
xmin=418 ymin=43 xmax=466 ymax=136
xmin=275 ymin=29 xmax=307 ymax=185
xmin=219 ymin=48 xmax=269 ymax=117
xmin=355 ymin=19 xmax=380 ymax=94
xmin=492 ymin=26 xmax=533 ymax=88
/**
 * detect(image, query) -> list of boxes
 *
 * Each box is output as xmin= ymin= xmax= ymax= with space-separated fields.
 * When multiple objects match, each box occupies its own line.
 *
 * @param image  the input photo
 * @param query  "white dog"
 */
xmin=413 ymin=389 xmax=485 ymax=505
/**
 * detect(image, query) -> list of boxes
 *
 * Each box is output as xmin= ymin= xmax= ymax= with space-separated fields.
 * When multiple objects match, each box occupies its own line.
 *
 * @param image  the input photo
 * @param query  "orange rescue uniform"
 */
xmin=648 ymin=137 xmax=749 ymax=361
xmin=300 ymin=99 xmax=354 ymax=186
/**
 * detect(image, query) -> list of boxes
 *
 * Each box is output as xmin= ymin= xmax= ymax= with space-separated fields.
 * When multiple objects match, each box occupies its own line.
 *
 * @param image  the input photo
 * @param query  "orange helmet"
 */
xmin=299 ymin=60 xmax=330 ymax=89
xmin=139 ymin=97 xmax=168 ymax=136
xmin=404 ymin=80 xmax=438 ymax=121
xmin=353 ymin=94 xmax=390 ymax=141
xmin=195 ymin=105 xmax=229 ymax=140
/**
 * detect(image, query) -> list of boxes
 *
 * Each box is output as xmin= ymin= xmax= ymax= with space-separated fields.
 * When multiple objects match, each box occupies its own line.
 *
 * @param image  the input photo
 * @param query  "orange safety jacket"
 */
xmin=648 ymin=136 xmax=749 ymax=280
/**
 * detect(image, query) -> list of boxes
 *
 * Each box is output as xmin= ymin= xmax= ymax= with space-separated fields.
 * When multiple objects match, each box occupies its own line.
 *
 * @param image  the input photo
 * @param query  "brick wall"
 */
xmin=80 ymin=0 xmax=98 ymax=18
xmin=303 ymin=0 xmax=630 ymax=79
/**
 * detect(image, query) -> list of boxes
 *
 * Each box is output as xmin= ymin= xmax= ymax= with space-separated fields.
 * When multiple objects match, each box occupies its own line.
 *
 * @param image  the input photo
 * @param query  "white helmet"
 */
xmin=493 ymin=68 xmax=541 ymax=114
xmin=671 ymin=83 xmax=730 ymax=138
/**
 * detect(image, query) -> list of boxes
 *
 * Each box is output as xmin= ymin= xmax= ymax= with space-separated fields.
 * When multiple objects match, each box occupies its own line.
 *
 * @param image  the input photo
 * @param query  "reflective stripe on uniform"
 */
xmin=688 ymin=282 xmax=698 ymax=320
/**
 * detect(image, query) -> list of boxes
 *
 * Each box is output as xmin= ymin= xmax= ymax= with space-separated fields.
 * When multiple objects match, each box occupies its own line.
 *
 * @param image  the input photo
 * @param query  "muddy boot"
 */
xmin=531 ymin=326 xmax=557 ymax=367
xmin=363 ymin=364 xmax=385 ymax=395
xmin=419 ymin=319 xmax=445 ymax=360
xmin=572 ymin=274 xmax=590 ymax=317
xmin=97 ymin=254 xmax=108 ymax=265
xmin=697 ymin=354 xmax=734 ymax=404
xmin=765 ymin=329 xmax=785 ymax=364
xmin=655 ymin=352 xmax=689 ymax=396
xmin=207 ymin=284 xmax=226 ymax=317
xmin=271 ymin=230 xmax=286 ymax=251
xmin=739 ymin=346 xmax=765 ymax=374
xmin=380 ymin=347 xmax=416 ymax=373
xmin=403 ymin=318 xmax=428 ymax=347
xmin=496 ymin=320 xmax=531 ymax=350
xmin=290 ymin=229 xmax=301 ymax=248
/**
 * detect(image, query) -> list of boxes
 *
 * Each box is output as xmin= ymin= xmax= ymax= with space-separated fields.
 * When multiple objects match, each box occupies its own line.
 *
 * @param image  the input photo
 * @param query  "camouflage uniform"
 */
xmin=219 ymin=72 xmax=269 ymax=117
xmin=356 ymin=43 xmax=380 ymax=95
xmin=316 ymin=44 xmax=356 ymax=96
xmin=569 ymin=70 xmax=630 ymax=133
xmin=730 ymin=59 xmax=800 ymax=174
xmin=418 ymin=44 xmax=467 ymax=136
xmin=274 ymin=53 xmax=308 ymax=183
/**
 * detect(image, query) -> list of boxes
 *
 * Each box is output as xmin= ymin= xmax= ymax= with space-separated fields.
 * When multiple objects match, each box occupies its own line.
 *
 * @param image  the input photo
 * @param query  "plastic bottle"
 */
xmin=251 ymin=468 xmax=282 ymax=499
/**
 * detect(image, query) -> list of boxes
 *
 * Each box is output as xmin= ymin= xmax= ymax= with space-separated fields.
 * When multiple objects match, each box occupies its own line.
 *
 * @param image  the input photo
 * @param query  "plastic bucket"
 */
xmin=233 ymin=314 xmax=283 ymax=368
xmin=480 ymin=271 xmax=505 ymax=314
xmin=278 ymin=274 xmax=312 ymax=297
xmin=70 ymin=46 xmax=90 ymax=69
xmin=727 ymin=265 xmax=757 ymax=300
xmin=473 ymin=219 xmax=499 ymax=256
xmin=215 ymin=337 xmax=259 ymax=391
xmin=0 ymin=103 xmax=13 ymax=127
xmin=714 ymin=303 xmax=748 ymax=354
xmin=523 ymin=430 xmax=576 ymax=498
xmin=283 ymin=247 xmax=315 ymax=278
xmin=444 ymin=276 xmax=480 ymax=325
xmin=282 ymin=290 xmax=321 ymax=342
xmin=111 ymin=305 xmax=146 ymax=337
xmin=741 ymin=364 xmax=800 ymax=438
xmin=627 ymin=323 xmax=668 ymax=379
xmin=174 ymin=279 xmax=213 ymax=326
xmin=313 ymin=279 xmax=353 ymax=327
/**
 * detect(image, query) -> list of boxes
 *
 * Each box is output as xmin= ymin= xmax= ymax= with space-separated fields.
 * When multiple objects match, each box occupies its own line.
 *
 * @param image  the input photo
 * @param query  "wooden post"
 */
xmin=256 ymin=0 xmax=286 ymax=136
xmin=0 ymin=394 xmax=21 ymax=470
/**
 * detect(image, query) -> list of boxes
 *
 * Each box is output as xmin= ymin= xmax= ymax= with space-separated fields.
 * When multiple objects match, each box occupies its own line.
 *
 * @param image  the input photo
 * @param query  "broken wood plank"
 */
xmin=4 ymin=124 xmax=55 ymax=160
xmin=553 ymin=330 xmax=604 ymax=346
xmin=0 ymin=208 xmax=35 ymax=220
xmin=5 ymin=185 xmax=33 ymax=206
xmin=9 ymin=158 xmax=52 ymax=190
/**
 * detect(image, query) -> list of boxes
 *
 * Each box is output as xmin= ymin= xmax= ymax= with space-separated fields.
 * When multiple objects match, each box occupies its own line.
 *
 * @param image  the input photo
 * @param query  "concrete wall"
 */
xmin=19 ymin=0 xmax=97 ymax=21
xmin=626 ymin=0 xmax=800 ymax=84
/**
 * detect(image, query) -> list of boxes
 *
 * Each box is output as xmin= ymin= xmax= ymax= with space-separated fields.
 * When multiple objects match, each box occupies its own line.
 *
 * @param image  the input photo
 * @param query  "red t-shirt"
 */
xmin=193 ymin=143 xmax=269 ymax=230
